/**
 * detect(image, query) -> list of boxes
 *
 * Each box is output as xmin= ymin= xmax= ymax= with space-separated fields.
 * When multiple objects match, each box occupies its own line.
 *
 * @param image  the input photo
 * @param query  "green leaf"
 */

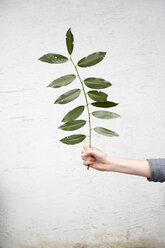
xmin=62 ymin=105 xmax=85 ymax=122
xmin=47 ymin=74 xmax=76 ymax=88
xmin=94 ymin=127 xmax=119 ymax=137
xmin=87 ymin=90 xmax=108 ymax=102
xmin=84 ymin=77 xmax=111 ymax=89
xmin=77 ymin=52 xmax=106 ymax=67
xmin=58 ymin=120 xmax=86 ymax=131
xmin=54 ymin=89 xmax=81 ymax=104
xmin=91 ymin=101 xmax=118 ymax=108
xmin=92 ymin=111 xmax=121 ymax=119
xmin=60 ymin=134 xmax=86 ymax=145
xmin=38 ymin=53 xmax=68 ymax=64
xmin=66 ymin=28 xmax=74 ymax=55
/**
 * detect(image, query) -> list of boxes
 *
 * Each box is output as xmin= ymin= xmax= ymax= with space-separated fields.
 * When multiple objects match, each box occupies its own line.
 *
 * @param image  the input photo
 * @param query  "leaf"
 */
xmin=94 ymin=127 xmax=119 ymax=137
xmin=77 ymin=52 xmax=106 ymax=67
xmin=54 ymin=89 xmax=81 ymax=104
xmin=91 ymin=101 xmax=118 ymax=108
xmin=60 ymin=134 xmax=86 ymax=145
xmin=38 ymin=53 xmax=68 ymax=64
xmin=58 ymin=120 xmax=86 ymax=131
xmin=66 ymin=28 xmax=74 ymax=55
xmin=87 ymin=90 xmax=108 ymax=102
xmin=84 ymin=77 xmax=111 ymax=89
xmin=47 ymin=74 xmax=76 ymax=88
xmin=92 ymin=111 xmax=121 ymax=119
xmin=62 ymin=105 xmax=85 ymax=122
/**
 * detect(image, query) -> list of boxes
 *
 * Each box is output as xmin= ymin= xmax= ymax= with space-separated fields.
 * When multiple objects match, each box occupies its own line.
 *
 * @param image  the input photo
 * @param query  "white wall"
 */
xmin=0 ymin=0 xmax=165 ymax=247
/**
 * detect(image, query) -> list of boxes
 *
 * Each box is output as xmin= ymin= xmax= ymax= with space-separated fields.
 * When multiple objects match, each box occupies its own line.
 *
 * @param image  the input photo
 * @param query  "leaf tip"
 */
xmin=101 ymin=51 xmax=107 ymax=56
xmin=66 ymin=27 xmax=71 ymax=32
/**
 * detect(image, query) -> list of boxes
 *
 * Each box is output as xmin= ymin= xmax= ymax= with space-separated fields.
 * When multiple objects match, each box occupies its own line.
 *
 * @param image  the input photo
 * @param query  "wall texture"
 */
xmin=0 ymin=0 xmax=165 ymax=247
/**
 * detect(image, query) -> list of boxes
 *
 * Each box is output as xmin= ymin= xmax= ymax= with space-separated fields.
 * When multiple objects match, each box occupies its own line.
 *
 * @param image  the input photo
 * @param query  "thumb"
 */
xmin=85 ymin=149 xmax=97 ymax=158
xmin=83 ymin=144 xmax=90 ymax=151
xmin=83 ymin=144 xmax=97 ymax=158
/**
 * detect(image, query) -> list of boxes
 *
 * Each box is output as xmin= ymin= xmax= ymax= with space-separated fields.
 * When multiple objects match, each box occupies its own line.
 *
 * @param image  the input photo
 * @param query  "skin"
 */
xmin=81 ymin=144 xmax=151 ymax=178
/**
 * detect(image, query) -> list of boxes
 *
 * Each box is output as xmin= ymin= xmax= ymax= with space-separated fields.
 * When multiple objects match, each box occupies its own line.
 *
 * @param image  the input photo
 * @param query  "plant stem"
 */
xmin=70 ymin=56 xmax=91 ymax=170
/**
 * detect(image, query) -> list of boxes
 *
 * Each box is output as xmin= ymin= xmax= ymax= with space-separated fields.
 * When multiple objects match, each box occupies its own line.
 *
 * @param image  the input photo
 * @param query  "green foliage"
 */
xmin=84 ymin=77 xmax=111 ymax=89
xmin=39 ymin=53 xmax=68 ymax=64
xmin=91 ymin=101 xmax=118 ymax=108
xmin=77 ymin=52 xmax=106 ymax=67
xmin=38 ymin=28 xmax=121 ymax=146
xmin=47 ymin=74 xmax=76 ymax=88
xmin=92 ymin=111 xmax=121 ymax=119
xmin=87 ymin=91 xmax=108 ymax=102
xmin=58 ymin=120 xmax=86 ymax=131
xmin=66 ymin=28 xmax=74 ymax=55
xmin=94 ymin=127 xmax=119 ymax=137
xmin=60 ymin=134 xmax=86 ymax=145
xmin=54 ymin=89 xmax=81 ymax=104
xmin=61 ymin=106 xmax=85 ymax=122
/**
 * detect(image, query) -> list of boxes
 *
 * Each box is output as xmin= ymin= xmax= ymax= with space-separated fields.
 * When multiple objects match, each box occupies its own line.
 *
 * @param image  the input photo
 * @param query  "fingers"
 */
xmin=82 ymin=155 xmax=95 ymax=168
xmin=81 ymin=154 xmax=95 ymax=162
xmin=81 ymin=144 xmax=96 ymax=158
xmin=81 ymin=144 xmax=96 ymax=168
xmin=83 ymin=160 xmax=94 ymax=167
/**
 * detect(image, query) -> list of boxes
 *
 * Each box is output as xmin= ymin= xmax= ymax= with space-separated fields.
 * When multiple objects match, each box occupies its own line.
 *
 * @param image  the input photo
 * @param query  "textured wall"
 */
xmin=0 ymin=0 xmax=165 ymax=247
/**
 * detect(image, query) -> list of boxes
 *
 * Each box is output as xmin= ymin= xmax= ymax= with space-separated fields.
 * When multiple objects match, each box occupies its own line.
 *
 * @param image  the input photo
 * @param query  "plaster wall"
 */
xmin=0 ymin=0 xmax=165 ymax=247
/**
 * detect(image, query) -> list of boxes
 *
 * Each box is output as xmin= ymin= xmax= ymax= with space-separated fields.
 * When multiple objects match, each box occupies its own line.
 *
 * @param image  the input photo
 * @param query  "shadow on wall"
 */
xmin=18 ymin=238 xmax=165 ymax=248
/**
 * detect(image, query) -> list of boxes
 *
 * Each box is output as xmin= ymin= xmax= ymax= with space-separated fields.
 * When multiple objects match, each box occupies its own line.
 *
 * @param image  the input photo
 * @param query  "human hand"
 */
xmin=81 ymin=144 xmax=111 ymax=171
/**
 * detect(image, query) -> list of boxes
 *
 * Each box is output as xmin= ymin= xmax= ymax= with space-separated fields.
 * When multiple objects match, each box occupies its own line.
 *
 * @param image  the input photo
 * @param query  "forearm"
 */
xmin=108 ymin=157 xmax=151 ymax=178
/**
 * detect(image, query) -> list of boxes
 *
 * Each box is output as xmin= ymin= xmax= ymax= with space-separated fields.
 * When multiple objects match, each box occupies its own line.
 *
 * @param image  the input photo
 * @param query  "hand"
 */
xmin=81 ymin=144 xmax=111 ymax=171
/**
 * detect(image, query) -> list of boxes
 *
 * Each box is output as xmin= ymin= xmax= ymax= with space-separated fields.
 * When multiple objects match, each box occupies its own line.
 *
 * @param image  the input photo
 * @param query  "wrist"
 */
xmin=106 ymin=156 xmax=117 ymax=172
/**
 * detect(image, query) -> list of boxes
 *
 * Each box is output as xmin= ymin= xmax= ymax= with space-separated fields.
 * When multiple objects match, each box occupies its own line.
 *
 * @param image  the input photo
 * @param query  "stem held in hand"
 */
xmin=38 ymin=28 xmax=120 ymax=171
xmin=70 ymin=56 xmax=91 ymax=169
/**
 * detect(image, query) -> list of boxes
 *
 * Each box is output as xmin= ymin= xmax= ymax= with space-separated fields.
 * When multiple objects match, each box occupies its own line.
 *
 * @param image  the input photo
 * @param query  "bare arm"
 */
xmin=108 ymin=157 xmax=150 ymax=178
xmin=81 ymin=144 xmax=150 ymax=178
